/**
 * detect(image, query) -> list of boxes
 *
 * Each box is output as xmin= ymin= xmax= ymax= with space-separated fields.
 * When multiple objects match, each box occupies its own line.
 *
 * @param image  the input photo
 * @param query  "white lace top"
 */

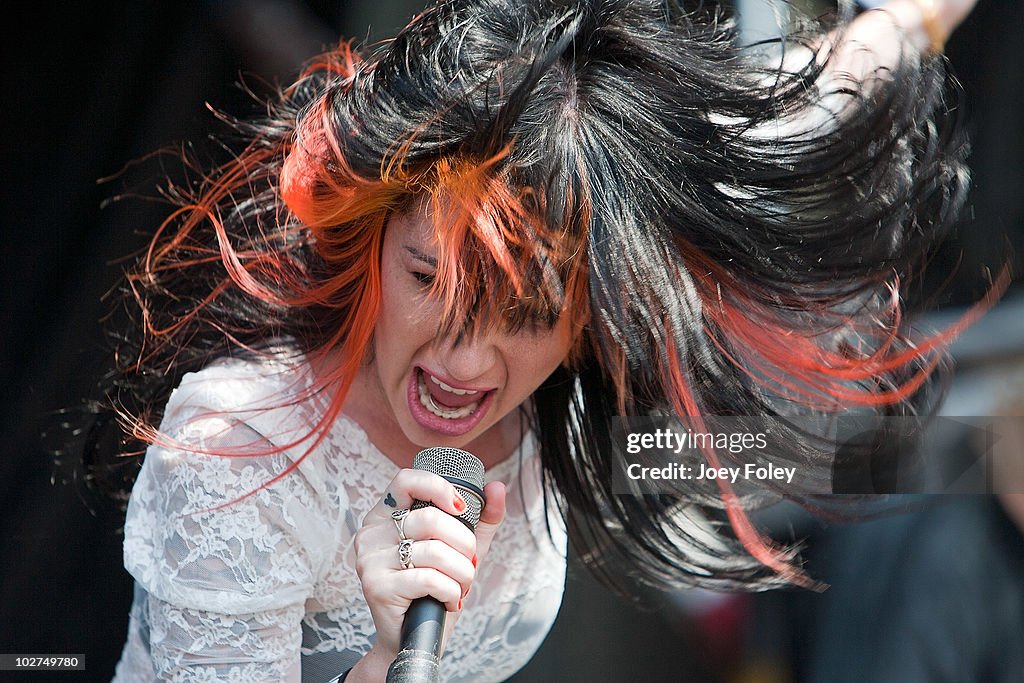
xmin=112 ymin=354 xmax=568 ymax=682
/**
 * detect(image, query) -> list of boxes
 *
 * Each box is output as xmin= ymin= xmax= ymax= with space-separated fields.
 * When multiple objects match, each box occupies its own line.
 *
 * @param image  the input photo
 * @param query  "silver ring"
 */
xmin=398 ymin=539 xmax=414 ymax=569
xmin=391 ymin=508 xmax=410 ymax=541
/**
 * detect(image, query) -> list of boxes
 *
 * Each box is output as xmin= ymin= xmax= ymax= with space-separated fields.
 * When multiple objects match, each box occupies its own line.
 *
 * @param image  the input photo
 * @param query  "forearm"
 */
xmin=342 ymin=647 xmax=394 ymax=682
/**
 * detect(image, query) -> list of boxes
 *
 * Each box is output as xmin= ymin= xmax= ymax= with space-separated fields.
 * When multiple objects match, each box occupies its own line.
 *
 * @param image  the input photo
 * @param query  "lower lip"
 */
xmin=406 ymin=368 xmax=495 ymax=437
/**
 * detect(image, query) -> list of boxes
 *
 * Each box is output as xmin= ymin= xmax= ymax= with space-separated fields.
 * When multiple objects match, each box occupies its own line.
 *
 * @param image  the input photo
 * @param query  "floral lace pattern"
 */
xmin=113 ymin=355 xmax=567 ymax=682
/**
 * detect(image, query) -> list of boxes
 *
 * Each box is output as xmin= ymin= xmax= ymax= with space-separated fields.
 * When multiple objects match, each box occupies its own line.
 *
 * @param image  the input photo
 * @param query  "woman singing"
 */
xmin=90 ymin=0 xmax=996 ymax=680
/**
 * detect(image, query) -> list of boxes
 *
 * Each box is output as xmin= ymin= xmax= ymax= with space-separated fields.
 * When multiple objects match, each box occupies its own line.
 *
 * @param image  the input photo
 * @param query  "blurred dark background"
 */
xmin=2 ymin=1 xmax=1021 ymax=681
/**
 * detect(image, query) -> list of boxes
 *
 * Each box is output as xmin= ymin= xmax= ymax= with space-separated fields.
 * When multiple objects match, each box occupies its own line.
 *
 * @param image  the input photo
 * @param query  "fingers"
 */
xmin=364 ymin=540 xmax=475 ymax=610
xmin=401 ymin=506 xmax=477 ymax=558
xmin=359 ymin=505 xmax=477 ymax=560
xmin=356 ymin=527 xmax=475 ymax=614
xmin=355 ymin=469 xmax=481 ymax=611
xmin=365 ymin=566 xmax=465 ymax=614
xmin=355 ymin=470 xmax=509 ymax=642
xmin=474 ymin=481 xmax=507 ymax=558
xmin=479 ymin=480 xmax=507 ymax=527
xmin=370 ymin=468 xmax=470 ymax=520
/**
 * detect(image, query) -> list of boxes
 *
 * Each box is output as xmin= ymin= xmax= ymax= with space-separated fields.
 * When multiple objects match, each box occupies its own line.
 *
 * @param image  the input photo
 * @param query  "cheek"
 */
xmin=507 ymin=333 xmax=572 ymax=394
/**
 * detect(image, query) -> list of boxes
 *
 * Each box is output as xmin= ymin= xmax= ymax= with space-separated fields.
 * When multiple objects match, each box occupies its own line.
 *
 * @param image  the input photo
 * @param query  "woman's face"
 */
xmin=350 ymin=204 xmax=575 ymax=464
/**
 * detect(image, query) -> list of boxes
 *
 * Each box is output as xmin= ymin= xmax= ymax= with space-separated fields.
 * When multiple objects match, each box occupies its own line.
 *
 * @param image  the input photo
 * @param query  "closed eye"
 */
xmin=411 ymin=270 xmax=435 ymax=287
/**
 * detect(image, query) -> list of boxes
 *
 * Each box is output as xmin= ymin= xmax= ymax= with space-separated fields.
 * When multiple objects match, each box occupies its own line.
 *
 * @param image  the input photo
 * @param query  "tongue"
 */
xmin=425 ymin=374 xmax=482 ymax=408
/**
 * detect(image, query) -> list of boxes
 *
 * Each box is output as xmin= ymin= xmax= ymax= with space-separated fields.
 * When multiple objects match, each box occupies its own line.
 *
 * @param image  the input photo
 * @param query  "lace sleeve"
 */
xmin=123 ymin=396 xmax=336 ymax=681
xmin=145 ymin=593 xmax=304 ymax=682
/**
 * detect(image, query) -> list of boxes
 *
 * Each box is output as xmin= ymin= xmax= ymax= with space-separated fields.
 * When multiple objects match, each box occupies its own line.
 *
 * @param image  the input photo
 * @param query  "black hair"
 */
xmin=80 ymin=0 xmax=1003 ymax=591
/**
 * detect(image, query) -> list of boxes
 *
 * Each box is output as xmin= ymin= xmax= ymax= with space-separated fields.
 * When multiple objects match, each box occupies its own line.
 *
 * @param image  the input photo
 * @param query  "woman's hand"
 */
xmin=874 ymin=0 xmax=979 ymax=53
xmin=350 ymin=469 xmax=507 ymax=673
xmin=815 ymin=0 xmax=978 ymax=108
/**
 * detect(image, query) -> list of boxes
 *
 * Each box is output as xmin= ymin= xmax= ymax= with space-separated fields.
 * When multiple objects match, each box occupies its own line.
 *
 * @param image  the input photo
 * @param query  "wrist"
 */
xmin=908 ymin=0 xmax=948 ymax=54
xmin=344 ymin=646 xmax=394 ymax=683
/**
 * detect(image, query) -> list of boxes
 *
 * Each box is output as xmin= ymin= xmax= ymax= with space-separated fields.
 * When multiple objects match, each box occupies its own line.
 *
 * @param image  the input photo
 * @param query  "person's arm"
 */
xmin=822 ymin=0 xmax=977 ymax=88
xmin=123 ymin=411 xmax=326 ymax=681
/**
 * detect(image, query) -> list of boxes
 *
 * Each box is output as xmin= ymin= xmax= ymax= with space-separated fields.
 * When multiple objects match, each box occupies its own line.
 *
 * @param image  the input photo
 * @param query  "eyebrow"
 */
xmin=403 ymin=245 xmax=438 ymax=267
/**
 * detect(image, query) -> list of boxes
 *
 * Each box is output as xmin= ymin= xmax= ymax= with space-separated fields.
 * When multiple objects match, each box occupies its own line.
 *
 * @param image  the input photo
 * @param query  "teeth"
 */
xmin=428 ymin=374 xmax=479 ymax=395
xmin=418 ymin=374 xmax=481 ymax=419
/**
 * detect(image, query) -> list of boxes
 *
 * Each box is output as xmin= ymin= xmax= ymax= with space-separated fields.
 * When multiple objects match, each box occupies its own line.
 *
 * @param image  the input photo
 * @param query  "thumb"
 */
xmin=474 ymin=481 xmax=506 ymax=557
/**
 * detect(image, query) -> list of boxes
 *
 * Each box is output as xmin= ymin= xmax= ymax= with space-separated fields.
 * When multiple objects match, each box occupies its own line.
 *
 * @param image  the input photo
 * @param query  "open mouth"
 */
xmin=407 ymin=367 xmax=495 ymax=437
xmin=417 ymin=371 xmax=484 ymax=419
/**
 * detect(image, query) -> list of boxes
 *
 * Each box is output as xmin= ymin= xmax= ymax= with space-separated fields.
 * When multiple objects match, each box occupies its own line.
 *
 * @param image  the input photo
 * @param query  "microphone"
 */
xmin=386 ymin=447 xmax=486 ymax=683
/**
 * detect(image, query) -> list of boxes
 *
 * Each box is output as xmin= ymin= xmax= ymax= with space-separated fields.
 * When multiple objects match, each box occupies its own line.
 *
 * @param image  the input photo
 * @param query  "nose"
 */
xmin=434 ymin=328 xmax=500 ymax=384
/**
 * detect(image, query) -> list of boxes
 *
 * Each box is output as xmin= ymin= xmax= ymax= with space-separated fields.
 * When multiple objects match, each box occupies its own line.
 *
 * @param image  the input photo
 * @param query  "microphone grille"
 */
xmin=412 ymin=447 xmax=485 ymax=530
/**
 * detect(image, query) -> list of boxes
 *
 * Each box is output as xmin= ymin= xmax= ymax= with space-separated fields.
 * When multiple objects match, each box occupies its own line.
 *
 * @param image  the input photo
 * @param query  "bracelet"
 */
xmin=912 ymin=0 xmax=947 ymax=55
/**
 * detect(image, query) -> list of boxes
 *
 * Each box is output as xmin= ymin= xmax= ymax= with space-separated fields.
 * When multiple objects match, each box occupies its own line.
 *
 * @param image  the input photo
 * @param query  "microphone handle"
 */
xmin=385 ymin=596 xmax=445 ymax=683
